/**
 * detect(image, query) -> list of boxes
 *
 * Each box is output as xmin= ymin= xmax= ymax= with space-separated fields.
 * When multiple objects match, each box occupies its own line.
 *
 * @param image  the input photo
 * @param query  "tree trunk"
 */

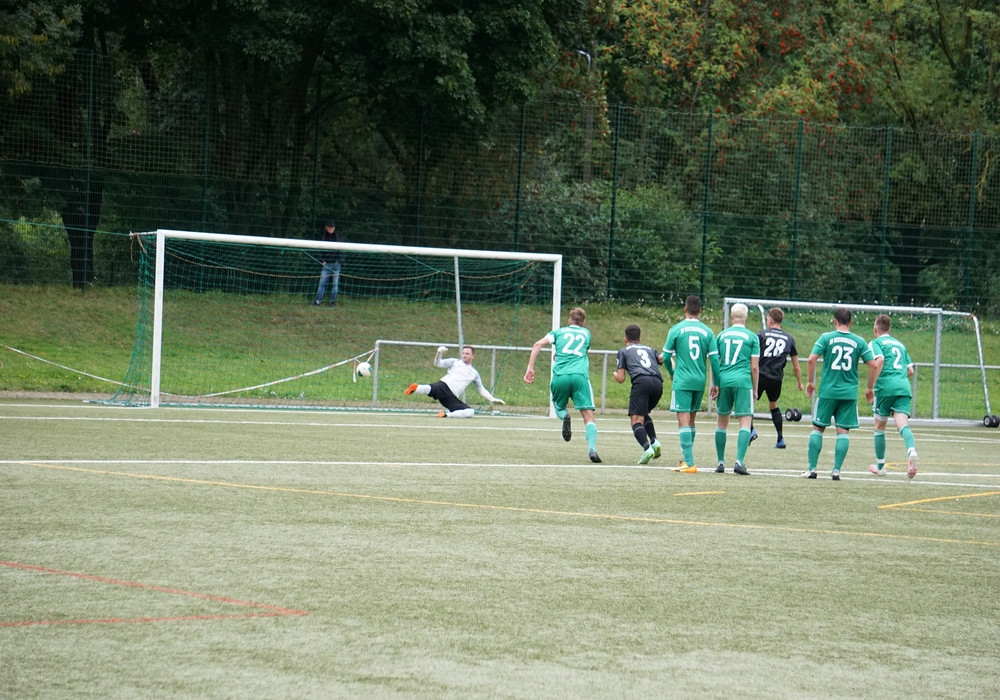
xmin=894 ymin=224 xmax=923 ymax=304
xmin=61 ymin=169 xmax=105 ymax=289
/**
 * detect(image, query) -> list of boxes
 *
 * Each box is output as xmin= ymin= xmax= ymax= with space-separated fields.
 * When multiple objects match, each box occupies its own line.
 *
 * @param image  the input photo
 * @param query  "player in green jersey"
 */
xmin=802 ymin=307 xmax=881 ymax=480
xmin=525 ymin=307 xmax=601 ymax=463
xmin=663 ymin=295 xmax=721 ymax=472
xmin=867 ymin=314 xmax=918 ymax=478
xmin=713 ymin=303 xmax=759 ymax=475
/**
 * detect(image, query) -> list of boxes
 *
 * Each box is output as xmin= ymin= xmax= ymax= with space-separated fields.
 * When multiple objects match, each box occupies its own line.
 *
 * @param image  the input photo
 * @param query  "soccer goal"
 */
xmin=722 ymin=297 xmax=994 ymax=424
xmin=107 ymin=230 xmax=562 ymax=414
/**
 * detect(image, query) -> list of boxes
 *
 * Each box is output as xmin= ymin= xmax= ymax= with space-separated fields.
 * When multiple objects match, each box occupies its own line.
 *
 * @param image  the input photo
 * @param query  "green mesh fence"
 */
xmin=3 ymin=51 xmax=1000 ymax=313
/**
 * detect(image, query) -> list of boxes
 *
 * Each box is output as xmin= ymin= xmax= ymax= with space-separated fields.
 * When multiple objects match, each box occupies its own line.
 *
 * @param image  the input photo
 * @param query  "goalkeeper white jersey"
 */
xmin=436 ymin=357 xmax=496 ymax=401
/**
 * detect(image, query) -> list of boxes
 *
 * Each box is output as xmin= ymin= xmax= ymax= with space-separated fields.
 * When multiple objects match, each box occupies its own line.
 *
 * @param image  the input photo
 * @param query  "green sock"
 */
xmin=900 ymin=425 xmax=915 ymax=453
xmin=834 ymin=434 xmax=850 ymax=471
xmin=808 ymin=430 xmax=823 ymax=470
xmin=736 ymin=427 xmax=751 ymax=463
xmin=679 ymin=427 xmax=695 ymax=466
xmin=873 ymin=430 xmax=886 ymax=461
xmin=555 ymin=407 xmax=568 ymax=420
xmin=585 ymin=421 xmax=598 ymax=451
xmin=715 ymin=428 xmax=727 ymax=462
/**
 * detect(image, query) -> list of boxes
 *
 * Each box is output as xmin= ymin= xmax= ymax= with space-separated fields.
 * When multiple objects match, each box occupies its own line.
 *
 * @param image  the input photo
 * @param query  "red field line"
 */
xmin=0 ymin=560 xmax=309 ymax=628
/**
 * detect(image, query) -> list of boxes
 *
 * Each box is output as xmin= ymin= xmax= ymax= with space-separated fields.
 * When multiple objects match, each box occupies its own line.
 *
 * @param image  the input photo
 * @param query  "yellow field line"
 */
xmin=878 ymin=491 xmax=1000 ymax=510
xmin=22 ymin=462 xmax=1000 ymax=547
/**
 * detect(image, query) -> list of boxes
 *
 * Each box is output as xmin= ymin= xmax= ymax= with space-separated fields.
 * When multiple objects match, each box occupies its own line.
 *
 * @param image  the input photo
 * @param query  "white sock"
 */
xmin=447 ymin=408 xmax=475 ymax=419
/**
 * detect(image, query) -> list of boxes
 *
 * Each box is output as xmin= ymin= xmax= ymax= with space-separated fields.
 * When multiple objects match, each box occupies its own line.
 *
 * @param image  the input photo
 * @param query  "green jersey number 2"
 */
xmin=888 ymin=347 xmax=903 ymax=370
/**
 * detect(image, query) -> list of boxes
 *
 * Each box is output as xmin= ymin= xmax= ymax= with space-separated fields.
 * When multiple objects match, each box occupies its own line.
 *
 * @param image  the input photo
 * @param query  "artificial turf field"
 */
xmin=2 ymin=400 xmax=999 ymax=698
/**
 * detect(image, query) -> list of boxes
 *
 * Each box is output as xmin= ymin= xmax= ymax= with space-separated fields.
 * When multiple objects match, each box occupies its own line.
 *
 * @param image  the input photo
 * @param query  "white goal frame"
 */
xmin=145 ymin=229 xmax=563 ymax=409
xmin=723 ymin=297 xmax=991 ymax=422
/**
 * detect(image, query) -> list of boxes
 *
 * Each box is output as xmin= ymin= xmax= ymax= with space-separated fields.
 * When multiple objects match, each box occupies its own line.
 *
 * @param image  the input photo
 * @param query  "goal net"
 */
xmin=723 ymin=297 xmax=992 ymax=423
xmin=107 ymin=230 xmax=562 ymax=414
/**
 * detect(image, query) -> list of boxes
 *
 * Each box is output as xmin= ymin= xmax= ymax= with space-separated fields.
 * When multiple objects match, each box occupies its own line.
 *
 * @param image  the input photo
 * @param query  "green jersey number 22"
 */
xmin=560 ymin=333 xmax=588 ymax=356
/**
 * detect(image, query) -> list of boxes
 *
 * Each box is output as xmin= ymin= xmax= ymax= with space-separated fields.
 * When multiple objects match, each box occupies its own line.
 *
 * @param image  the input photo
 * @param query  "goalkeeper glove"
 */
xmin=491 ymin=398 xmax=505 ymax=405
xmin=437 ymin=346 xmax=448 ymax=354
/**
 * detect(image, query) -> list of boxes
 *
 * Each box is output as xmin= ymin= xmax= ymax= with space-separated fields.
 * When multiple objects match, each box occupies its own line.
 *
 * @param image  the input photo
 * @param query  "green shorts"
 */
xmin=716 ymin=386 xmax=754 ymax=417
xmin=813 ymin=397 xmax=859 ymax=430
xmin=873 ymin=394 xmax=912 ymax=420
xmin=550 ymin=373 xmax=595 ymax=412
xmin=670 ymin=389 xmax=705 ymax=413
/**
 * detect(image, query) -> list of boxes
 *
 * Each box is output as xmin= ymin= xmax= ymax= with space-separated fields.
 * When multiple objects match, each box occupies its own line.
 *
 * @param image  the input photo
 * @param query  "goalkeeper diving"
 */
xmin=405 ymin=345 xmax=505 ymax=418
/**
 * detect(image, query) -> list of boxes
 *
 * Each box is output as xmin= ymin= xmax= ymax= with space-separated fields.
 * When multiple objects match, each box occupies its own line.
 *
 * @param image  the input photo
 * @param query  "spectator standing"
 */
xmin=312 ymin=219 xmax=345 ymax=307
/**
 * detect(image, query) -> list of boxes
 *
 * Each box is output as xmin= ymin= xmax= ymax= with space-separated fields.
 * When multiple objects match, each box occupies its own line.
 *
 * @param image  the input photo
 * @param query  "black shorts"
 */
xmin=628 ymin=374 xmax=663 ymax=417
xmin=428 ymin=382 xmax=470 ymax=412
xmin=759 ymin=375 xmax=783 ymax=404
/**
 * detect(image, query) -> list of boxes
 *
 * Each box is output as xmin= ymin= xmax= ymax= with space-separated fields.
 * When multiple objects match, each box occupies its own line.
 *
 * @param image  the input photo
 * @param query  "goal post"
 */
xmin=108 ymin=229 xmax=562 ymax=412
xmin=722 ymin=297 xmax=992 ymax=423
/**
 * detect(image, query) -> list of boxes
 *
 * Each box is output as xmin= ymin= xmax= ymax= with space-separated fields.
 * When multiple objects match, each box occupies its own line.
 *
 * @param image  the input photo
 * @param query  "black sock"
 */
xmin=632 ymin=423 xmax=650 ymax=449
xmin=771 ymin=407 xmax=783 ymax=439
xmin=644 ymin=418 xmax=656 ymax=442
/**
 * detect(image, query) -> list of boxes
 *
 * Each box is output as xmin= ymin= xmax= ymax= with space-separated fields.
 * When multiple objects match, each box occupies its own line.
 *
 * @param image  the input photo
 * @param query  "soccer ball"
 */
xmin=356 ymin=361 xmax=372 ymax=378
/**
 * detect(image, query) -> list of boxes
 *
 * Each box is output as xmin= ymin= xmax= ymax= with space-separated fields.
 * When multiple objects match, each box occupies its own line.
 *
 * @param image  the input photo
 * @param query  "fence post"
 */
xmin=790 ymin=117 xmax=804 ymax=299
xmin=416 ymin=108 xmax=424 ymax=239
xmin=606 ymin=104 xmax=622 ymax=298
xmin=700 ymin=112 xmax=714 ymax=299
xmin=309 ymin=71 xmax=321 ymax=228
xmin=878 ymin=124 xmax=893 ymax=301
xmin=513 ymin=104 xmax=526 ymax=251
xmin=963 ymin=131 xmax=979 ymax=308
xmin=81 ymin=51 xmax=96 ymax=287
xmin=202 ymin=71 xmax=214 ymax=229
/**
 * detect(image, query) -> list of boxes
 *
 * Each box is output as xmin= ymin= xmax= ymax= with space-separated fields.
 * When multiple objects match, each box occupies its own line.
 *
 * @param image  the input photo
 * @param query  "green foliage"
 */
xmin=516 ymin=180 xmax=615 ymax=301
xmin=882 ymin=2 xmax=1000 ymax=130
xmin=2 ymin=1 xmax=1000 ymax=314
xmin=0 ymin=1 xmax=81 ymax=97
xmin=609 ymin=183 xmax=708 ymax=301
xmin=0 ymin=218 xmax=69 ymax=283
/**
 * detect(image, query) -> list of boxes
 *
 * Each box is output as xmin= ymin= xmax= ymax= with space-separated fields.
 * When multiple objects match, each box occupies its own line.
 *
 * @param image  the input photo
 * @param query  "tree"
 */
xmin=879 ymin=0 xmax=999 ymax=132
xmin=604 ymin=0 xmax=897 ymax=123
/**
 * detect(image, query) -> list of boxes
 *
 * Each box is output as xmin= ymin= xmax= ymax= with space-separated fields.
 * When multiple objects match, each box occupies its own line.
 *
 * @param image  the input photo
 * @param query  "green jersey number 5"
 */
xmin=687 ymin=336 xmax=701 ymax=360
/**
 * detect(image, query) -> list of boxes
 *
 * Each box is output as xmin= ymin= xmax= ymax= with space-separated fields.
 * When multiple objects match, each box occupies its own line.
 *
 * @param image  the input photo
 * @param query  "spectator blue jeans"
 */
xmin=314 ymin=262 xmax=341 ymax=304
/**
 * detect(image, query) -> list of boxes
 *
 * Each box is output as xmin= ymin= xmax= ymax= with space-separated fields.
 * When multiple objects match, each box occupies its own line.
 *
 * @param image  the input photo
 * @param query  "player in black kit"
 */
xmin=614 ymin=324 xmax=665 ymax=464
xmin=753 ymin=307 xmax=804 ymax=448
